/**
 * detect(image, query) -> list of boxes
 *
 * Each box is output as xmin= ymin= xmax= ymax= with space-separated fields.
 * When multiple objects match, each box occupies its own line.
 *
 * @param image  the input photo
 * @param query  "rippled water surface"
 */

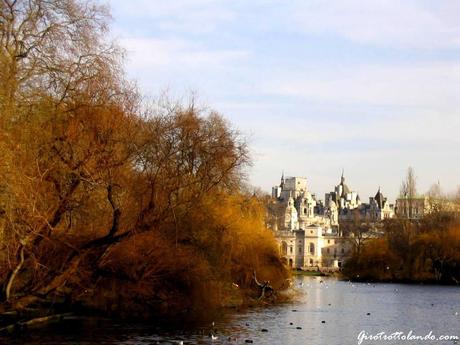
xmin=7 ymin=276 xmax=460 ymax=345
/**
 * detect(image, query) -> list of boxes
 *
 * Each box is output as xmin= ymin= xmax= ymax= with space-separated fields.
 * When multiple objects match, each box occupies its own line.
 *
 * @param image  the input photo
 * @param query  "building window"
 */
xmin=341 ymin=248 xmax=345 ymax=254
xmin=309 ymin=243 xmax=315 ymax=255
xmin=309 ymin=259 xmax=313 ymax=265
xmin=304 ymin=208 xmax=307 ymax=214
xmin=327 ymin=240 xmax=330 ymax=244
xmin=299 ymin=246 xmax=302 ymax=253
xmin=327 ymin=248 xmax=330 ymax=254
xmin=290 ymin=246 xmax=293 ymax=254
xmin=281 ymin=242 xmax=288 ymax=256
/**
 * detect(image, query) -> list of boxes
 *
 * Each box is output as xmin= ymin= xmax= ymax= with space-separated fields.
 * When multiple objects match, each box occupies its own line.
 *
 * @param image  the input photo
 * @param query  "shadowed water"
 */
xmin=6 ymin=276 xmax=460 ymax=345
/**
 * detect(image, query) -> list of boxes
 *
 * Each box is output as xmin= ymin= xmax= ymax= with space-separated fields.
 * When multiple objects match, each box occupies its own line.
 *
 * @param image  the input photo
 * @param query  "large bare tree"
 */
xmin=400 ymin=166 xmax=417 ymax=219
xmin=0 ymin=0 xmax=118 ymax=111
xmin=0 ymin=1 xmax=285 ymax=320
xmin=0 ymin=0 xmax=129 ymax=301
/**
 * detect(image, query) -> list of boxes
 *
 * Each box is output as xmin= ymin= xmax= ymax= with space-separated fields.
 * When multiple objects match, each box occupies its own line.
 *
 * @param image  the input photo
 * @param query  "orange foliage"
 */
xmin=344 ymin=213 xmax=460 ymax=284
xmin=0 ymin=0 xmax=289 ymax=319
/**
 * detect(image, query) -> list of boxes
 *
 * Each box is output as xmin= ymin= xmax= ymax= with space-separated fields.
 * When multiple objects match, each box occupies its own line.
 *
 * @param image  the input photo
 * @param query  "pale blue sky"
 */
xmin=109 ymin=0 xmax=460 ymax=201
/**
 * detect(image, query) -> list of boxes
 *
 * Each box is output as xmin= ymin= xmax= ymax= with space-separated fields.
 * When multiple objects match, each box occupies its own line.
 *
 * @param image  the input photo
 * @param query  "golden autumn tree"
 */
xmin=0 ymin=0 xmax=288 ymax=318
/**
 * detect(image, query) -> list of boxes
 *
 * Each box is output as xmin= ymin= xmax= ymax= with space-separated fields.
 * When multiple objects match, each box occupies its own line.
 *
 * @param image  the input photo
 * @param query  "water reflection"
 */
xmin=5 ymin=276 xmax=460 ymax=345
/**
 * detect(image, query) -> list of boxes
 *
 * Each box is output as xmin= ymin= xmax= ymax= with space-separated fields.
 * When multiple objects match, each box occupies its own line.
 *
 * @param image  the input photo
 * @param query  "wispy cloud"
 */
xmin=111 ymin=0 xmax=236 ymax=34
xmin=121 ymin=38 xmax=250 ymax=70
xmin=265 ymin=62 xmax=460 ymax=110
xmin=110 ymin=0 xmax=460 ymax=199
xmin=289 ymin=0 xmax=460 ymax=49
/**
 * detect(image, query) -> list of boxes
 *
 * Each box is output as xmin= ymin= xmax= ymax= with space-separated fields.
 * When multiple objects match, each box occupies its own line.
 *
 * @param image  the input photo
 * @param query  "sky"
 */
xmin=109 ymin=0 xmax=460 ymax=202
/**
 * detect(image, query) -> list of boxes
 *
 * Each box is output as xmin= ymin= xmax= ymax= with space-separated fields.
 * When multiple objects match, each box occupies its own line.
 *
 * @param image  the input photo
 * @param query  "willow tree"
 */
xmin=0 ymin=0 xmax=135 ymax=301
xmin=0 ymin=0 xmax=252 ymax=304
xmin=0 ymin=0 xmax=284 ymax=315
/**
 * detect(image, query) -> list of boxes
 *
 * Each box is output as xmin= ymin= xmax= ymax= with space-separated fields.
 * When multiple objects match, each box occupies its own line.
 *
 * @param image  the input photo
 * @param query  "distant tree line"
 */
xmin=343 ymin=168 xmax=460 ymax=284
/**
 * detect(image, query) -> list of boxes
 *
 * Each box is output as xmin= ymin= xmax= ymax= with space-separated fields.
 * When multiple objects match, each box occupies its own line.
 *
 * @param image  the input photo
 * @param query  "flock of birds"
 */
xmin=170 ymin=277 xmax=458 ymax=344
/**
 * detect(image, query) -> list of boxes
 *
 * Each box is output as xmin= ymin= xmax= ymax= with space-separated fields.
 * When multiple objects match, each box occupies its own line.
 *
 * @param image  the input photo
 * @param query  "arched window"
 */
xmin=304 ymin=208 xmax=307 ymax=214
xmin=281 ymin=241 xmax=288 ymax=256
xmin=309 ymin=243 xmax=315 ymax=255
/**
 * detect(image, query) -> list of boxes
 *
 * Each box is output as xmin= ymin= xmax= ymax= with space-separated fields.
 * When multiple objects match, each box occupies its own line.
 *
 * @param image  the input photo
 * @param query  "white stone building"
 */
xmin=269 ymin=173 xmax=394 ymax=270
xmin=269 ymin=175 xmax=351 ymax=269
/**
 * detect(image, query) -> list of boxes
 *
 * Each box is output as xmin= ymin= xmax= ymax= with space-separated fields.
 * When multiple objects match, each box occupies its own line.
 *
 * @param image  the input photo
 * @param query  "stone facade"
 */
xmin=325 ymin=174 xmax=394 ymax=223
xmin=269 ymin=175 xmax=352 ymax=269
xmin=269 ymin=173 xmax=394 ymax=270
xmin=325 ymin=172 xmax=361 ymax=215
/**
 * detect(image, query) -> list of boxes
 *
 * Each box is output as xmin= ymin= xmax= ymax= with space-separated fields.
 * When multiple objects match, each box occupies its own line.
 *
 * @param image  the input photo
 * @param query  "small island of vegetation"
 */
xmin=0 ymin=0 xmax=289 ymax=331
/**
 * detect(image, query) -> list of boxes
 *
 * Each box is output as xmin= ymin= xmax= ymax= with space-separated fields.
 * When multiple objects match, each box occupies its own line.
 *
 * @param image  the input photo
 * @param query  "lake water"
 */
xmin=7 ymin=276 xmax=460 ymax=345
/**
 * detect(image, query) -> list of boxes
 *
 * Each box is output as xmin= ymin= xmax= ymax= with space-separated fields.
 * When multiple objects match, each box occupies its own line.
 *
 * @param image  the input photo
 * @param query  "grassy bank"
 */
xmin=292 ymin=270 xmax=327 ymax=277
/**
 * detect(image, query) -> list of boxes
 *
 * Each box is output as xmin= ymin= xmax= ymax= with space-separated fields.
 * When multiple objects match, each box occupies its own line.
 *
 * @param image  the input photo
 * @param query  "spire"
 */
xmin=375 ymin=187 xmax=384 ymax=208
xmin=280 ymin=170 xmax=285 ymax=187
xmin=340 ymin=168 xmax=345 ymax=184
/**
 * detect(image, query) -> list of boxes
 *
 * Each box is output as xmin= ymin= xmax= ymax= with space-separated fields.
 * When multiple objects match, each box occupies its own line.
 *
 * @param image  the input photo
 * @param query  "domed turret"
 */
xmin=285 ymin=197 xmax=299 ymax=230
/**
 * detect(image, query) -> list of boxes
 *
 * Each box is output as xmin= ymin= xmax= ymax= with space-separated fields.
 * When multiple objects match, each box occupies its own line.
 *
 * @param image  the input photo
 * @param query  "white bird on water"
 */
xmin=209 ymin=321 xmax=218 ymax=340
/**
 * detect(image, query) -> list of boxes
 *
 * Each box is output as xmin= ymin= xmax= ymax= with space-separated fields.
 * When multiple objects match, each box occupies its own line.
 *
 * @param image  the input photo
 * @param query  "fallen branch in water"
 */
xmin=253 ymin=271 xmax=276 ymax=300
xmin=0 ymin=313 xmax=77 ymax=335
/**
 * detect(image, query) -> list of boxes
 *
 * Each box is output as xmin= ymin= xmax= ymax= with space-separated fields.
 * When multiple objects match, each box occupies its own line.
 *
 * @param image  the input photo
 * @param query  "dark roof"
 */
xmin=374 ymin=187 xmax=384 ymax=208
xmin=339 ymin=173 xmax=351 ymax=197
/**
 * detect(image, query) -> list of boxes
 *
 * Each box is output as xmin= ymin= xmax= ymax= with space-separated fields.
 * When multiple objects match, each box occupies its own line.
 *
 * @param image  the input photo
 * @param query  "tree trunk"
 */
xmin=4 ymin=244 xmax=25 ymax=301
